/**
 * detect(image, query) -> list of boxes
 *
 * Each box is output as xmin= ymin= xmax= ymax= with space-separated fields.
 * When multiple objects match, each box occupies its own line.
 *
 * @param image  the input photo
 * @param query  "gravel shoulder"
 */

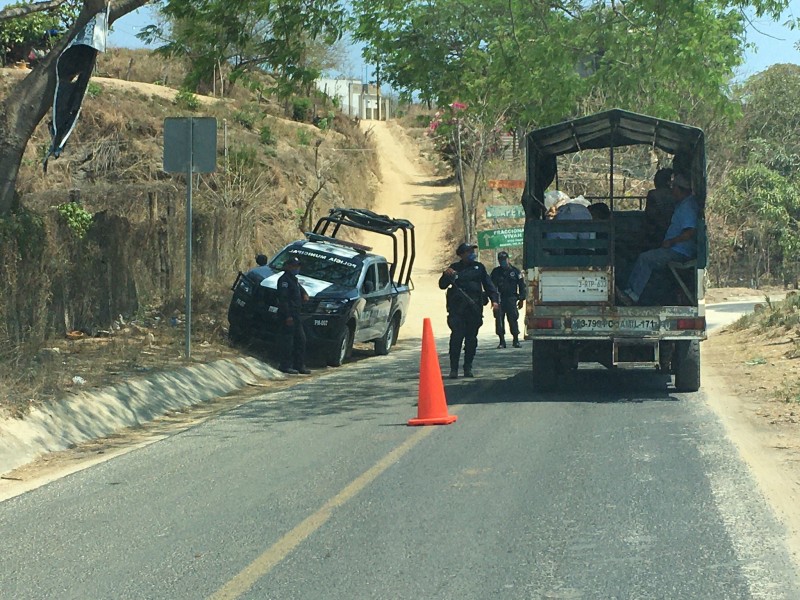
xmin=703 ymin=296 xmax=800 ymax=567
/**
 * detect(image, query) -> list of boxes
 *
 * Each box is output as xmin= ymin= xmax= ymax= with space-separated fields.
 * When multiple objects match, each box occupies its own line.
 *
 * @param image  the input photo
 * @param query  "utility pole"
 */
xmin=376 ymin=62 xmax=381 ymax=121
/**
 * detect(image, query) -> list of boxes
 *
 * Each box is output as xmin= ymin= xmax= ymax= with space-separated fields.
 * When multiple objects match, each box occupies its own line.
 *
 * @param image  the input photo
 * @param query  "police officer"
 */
xmin=277 ymin=256 xmax=311 ymax=375
xmin=439 ymin=242 xmax=499 ymax=379
xmin=491 ymin=251 xmax=526 ymax=348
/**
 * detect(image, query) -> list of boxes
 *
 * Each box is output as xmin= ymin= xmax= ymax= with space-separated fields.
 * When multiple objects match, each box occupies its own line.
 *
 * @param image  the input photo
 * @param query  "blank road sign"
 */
xmin=164 ymin=117 xmax=217 ymax=173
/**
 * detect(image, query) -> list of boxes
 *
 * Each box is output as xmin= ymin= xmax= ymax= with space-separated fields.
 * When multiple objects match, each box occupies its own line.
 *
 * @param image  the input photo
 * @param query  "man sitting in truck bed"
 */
xmin=615 ymin=173 xmax=698 ymax=306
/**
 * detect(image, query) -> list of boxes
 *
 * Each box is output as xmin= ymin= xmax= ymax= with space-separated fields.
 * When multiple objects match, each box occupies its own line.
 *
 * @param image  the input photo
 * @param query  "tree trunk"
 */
xmin=454 ymin=120 xmax=470 ymax=243
xmin=0 ymin=0 xmax=149 ymax=216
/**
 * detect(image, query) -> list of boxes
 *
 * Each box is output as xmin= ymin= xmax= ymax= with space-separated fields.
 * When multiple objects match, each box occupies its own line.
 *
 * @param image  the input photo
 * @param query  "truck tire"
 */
xmin=328 ymin=324 xmax=354 ymax=367
xmin=532 ymin=341 xmax=558 ymax=392
xmin=673 ymin=339 xmax=701 ymax=392
xmin=374 ymin=316 xmax=398 ymax=356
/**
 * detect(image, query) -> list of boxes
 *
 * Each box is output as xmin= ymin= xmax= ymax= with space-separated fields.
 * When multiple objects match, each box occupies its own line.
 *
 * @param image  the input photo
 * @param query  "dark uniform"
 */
xmin=490 ymin=252 xmax=526 ymax=348
xmin=438 ymin=243 xmax=499 ymax=378
xmin=277 ymin=257 xmax=310 ymax=374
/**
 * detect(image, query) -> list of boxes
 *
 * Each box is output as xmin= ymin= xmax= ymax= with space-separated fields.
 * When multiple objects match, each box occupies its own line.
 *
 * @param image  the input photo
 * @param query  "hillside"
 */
xmin=0 ymin=50 xmax=381 ymax=414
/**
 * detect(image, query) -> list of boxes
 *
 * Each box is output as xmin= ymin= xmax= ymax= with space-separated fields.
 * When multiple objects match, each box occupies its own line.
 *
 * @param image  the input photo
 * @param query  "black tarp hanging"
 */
xmin=44 ymin=5 xmax=109 ymax=171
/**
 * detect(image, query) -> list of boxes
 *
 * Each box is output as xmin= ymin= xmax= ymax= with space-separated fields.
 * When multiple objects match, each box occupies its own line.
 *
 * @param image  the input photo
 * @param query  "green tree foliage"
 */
xmin=711 ymin=164 xmax=800 ymax=285
xmin=736 ymin=63 xmax=800 ymax=177
xmin=138 ymin=0 xmax=346 ymax=98
xmin=708 ymin=63 xmax=800 ymax=286
xmin=352 ymin=0 xmax=793 ymax=129
xmin=0 ymin=0 xmax=79 ymax=64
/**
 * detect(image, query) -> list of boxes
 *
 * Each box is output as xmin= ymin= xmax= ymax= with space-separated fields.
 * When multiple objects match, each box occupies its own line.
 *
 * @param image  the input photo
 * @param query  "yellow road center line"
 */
xmin=208 ymin=423 xmax=444 ymax=600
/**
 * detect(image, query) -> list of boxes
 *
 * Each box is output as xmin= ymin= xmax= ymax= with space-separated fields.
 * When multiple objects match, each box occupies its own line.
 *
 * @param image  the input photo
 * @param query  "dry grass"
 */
xmin=96 ymin=48 xmax=191 ymax=89
xmin=0 ymin=50 xmax=380 ymax=417
xmin=723 ymin=292 xmax=800 ymax=405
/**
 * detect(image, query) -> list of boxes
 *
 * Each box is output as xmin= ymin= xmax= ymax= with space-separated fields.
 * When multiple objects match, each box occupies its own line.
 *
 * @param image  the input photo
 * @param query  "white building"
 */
xmin=315 ymin=77 xmax=392 ymax=121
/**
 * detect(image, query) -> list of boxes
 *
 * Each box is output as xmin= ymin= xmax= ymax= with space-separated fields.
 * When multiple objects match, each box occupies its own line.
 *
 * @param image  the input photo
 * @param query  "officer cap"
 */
xmin=497 ymin=251 xmax=509 ymax=259
xmin=284 ymin=256 xmax=301 ymax=266
xmin=456 ymin=242 xmax=478 ymax=256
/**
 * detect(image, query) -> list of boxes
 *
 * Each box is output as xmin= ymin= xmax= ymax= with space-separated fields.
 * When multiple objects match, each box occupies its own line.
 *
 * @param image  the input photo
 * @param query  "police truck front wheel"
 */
xmin=374 ymin=316 xmax=399 ymax=356
xmin=532 ymin=341 xmax=558 ymax=392
xmin=228 ymin=319 xmax=247 ymax=345
xmin=328 ymin=325 xmax=354 ymax=367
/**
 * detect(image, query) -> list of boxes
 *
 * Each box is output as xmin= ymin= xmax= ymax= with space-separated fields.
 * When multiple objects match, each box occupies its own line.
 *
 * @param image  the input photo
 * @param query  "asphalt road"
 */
xmin=705 ymin=300 xmax=763 ymax=331
xmin=1 ymin=323 xmax=799 ymax=599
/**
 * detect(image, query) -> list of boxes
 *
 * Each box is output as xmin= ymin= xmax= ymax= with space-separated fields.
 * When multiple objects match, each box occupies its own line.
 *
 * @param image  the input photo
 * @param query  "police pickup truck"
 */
xmin=228 ymin=209 xmax=415 ymax=366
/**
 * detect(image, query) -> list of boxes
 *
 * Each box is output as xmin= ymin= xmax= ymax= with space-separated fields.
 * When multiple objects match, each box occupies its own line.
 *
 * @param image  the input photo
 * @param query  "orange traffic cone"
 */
xmin=408 ymin=318 xmax=458 ymax=426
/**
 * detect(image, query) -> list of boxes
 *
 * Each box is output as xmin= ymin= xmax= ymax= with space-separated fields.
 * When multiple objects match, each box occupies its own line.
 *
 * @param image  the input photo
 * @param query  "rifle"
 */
xmin=449 ymin=282 xmax=489 ymax=316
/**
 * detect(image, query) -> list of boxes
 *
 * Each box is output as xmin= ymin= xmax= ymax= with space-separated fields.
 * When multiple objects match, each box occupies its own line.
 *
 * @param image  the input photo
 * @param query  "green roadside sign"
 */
xmin=477 ymin=227 xmax=524 ymax=249
xmin=485 ymin=205 xmax=525 ymax=219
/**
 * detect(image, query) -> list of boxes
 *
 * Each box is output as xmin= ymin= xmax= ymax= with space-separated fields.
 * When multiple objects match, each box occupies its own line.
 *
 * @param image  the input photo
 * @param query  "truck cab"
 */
xmin=521 ymin=109 xmax=706 ymax=391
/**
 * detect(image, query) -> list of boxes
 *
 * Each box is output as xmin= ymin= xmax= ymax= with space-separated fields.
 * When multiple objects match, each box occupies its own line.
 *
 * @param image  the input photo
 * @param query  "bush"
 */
xmin=415 ymin=114 xmax=433 ymax=127
xmin=174 ymin=88 xmax=199 ymax=111
xmin=292 ymin=98 xmax=311 ymax=122
xmin=56 ymin=202 xmax=93 ymax=239
xmin=234 ymin=109 xmax=257 ymax=130
xmin=86 ymin=82 xmax=103 ymax=98
xmin=228 ymin=145 xmax=258 ymax=170
xmin=259 ymin=125 xmax=276 ymax=146
xmin=296 ymin=129 xmax=311 ymax=146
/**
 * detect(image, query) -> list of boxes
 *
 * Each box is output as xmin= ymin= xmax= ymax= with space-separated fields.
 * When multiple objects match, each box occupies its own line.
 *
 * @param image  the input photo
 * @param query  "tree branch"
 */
xmin=0 ymin=0 xmax=70 ymax=22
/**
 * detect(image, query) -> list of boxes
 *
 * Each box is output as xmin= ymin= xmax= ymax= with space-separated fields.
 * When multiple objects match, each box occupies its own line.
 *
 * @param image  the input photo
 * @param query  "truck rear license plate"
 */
xmin=572 ymin=318 xmax=659 ymax=332
xmin=578 ymin=276 xmax=607 ymax=293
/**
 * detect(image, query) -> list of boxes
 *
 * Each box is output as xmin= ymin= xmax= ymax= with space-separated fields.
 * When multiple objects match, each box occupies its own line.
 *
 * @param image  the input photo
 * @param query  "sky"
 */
xmin=2 ymin=0 xmax=799 ymax=82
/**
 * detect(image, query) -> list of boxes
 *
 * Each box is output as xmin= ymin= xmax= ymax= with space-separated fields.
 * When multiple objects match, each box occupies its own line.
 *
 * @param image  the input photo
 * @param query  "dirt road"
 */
xmin=363 ymin=121 xmax=457 ymax=338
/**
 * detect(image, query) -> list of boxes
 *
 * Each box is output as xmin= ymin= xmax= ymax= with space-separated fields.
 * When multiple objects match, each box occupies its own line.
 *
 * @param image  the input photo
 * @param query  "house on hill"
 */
xmin=315 ymin=77 xmax=392 ymax=121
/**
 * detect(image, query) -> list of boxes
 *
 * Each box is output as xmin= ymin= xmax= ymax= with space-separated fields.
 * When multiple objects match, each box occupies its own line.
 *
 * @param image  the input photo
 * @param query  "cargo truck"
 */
xmin=521 ymin=109 xmax=706 ymax=391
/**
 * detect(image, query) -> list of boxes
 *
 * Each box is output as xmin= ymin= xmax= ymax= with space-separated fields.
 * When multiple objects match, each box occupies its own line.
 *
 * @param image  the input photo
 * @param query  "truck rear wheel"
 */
xmin=673 ymin=340 xmax=701 ymax=392
xmin=532 ymin=341 xmax=558 ymax=392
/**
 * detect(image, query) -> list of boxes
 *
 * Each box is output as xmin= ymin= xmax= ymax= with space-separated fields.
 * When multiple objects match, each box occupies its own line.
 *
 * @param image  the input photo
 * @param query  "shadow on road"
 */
xmin=195 ymin=350 xmax=423 ymax=430
xmin=447 ymin=369 xmax=680 ymax=405
xmin=413 ymin=175 xmax=455 ymax=187
xmin=401 ymin=189 xmax=455 ymax=212
xmin=443 ymin=343 xmax=681 ymax=405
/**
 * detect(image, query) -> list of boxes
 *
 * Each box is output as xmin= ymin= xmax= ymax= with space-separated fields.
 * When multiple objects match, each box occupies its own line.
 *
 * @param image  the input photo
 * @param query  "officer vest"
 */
xmin=447 ymin=262 xmax=485 ymax=312
xmin=496 ymin=268 xmax=521 ymax=297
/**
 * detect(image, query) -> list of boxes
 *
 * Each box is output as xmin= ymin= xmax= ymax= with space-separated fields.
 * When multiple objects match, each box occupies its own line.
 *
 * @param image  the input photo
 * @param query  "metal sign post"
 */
xmin=164 ymin=117 xmax=217 ymax=360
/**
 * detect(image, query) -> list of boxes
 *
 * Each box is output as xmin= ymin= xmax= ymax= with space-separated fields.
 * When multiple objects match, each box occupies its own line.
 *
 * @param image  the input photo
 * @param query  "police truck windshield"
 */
xmin=272 ymin=248 xmax=361 ymax=288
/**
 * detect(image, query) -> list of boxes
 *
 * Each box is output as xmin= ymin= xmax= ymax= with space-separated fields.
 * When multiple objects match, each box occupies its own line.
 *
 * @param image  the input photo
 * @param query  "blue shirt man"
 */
xmin=617 ymin=173 xmax=698 ymax=305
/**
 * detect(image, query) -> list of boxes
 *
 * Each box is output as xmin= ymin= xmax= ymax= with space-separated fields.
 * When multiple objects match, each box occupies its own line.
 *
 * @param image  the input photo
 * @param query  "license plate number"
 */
xmin=573 ymin=318 xmax=659 ymax=331
xmin=578 ymin=276 xmax=607 ymax=294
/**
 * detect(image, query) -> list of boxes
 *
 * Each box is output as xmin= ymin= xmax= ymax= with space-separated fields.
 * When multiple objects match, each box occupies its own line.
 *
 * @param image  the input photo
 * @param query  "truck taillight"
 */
xmin=676 ymin=318 xmax=705 ymax=330
xmin=531 ymin=318 xmax=556 ymax=329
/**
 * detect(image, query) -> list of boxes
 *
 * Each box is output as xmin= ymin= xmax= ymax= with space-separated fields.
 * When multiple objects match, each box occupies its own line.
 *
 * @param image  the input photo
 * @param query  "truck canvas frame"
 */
xmin=521 ymin=109 xmax=707 ymax=392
